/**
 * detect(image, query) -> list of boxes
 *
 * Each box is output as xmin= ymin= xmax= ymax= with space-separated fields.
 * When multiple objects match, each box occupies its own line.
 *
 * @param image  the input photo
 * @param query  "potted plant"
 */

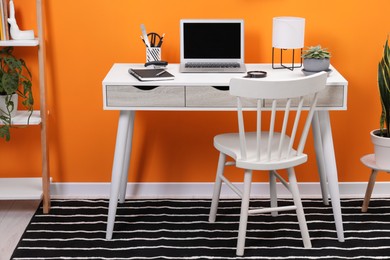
xmin=302 ymin=45 xmax=331 ymax=72
xmin=371 ymin=37 xmax=390 ymax=168
xmin=0 ymin=46 xmax=34 ymax=141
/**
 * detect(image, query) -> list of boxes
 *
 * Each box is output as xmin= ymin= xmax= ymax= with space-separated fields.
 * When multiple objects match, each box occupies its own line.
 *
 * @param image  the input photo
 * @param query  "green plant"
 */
xmin=0 ymin=47 xmax=33 ymax=141
xmin=378 ymin=37 xmax=390 ymax=137
xmin=302 ymin=45 xmax=331 ymax=59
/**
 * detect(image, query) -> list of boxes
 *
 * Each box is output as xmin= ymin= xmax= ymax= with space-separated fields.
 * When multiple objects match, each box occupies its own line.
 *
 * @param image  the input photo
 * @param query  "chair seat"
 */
xmin=214 ymin=132 xmax=308 ymax=171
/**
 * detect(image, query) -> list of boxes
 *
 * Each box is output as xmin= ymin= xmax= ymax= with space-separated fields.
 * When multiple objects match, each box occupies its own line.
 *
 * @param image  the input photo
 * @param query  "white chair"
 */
xmin=208 ymin=72 xmax=328 ymax=256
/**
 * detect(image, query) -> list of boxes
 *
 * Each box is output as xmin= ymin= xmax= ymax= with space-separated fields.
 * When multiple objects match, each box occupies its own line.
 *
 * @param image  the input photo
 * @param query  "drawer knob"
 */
xmin=212 ymin=86 xmax=229 ymax=91
xmin=133 ymin=86 xmax=159 ymax=91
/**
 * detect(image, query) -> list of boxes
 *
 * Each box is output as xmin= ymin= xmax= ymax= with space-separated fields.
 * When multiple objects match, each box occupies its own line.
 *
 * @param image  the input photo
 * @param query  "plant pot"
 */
xmin=303 ymin=58 xmax=330 ymax=72
xmin=370 ymin=129 xmax=390 ymax=168
xmin=0 ymin=94 xmax=18 ymax=117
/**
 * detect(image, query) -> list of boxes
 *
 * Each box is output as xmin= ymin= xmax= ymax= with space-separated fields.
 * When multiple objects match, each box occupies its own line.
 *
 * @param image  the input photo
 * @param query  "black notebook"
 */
xmin=128 ymin=68 xmax=175 ymax=81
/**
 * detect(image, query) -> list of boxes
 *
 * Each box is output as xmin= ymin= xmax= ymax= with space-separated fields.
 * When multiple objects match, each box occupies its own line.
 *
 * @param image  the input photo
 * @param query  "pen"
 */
xmin=156 ymin=70 xmax=166 ymax=76
xmin=157 ymin=33 xmax=165 ymax=47
xmin=150 ymin=33 xmax=156 ymax=47
xmin=140 ymin=35 xmax=147 ymax=47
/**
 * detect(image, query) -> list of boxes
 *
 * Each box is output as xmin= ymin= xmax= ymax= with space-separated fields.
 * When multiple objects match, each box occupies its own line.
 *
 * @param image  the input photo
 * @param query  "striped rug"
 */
xmin=11 ymin=198 xmax=390 ymax=259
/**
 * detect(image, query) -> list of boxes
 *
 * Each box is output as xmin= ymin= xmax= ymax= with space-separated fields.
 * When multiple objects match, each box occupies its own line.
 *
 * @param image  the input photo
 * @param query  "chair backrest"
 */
xmin=229 ymin=71 xmax=327 ymax=162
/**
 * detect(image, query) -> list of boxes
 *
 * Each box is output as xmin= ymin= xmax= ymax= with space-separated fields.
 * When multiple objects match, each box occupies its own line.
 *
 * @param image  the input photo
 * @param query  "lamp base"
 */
xmin=272 ymin=48 xmax=303 ymax=71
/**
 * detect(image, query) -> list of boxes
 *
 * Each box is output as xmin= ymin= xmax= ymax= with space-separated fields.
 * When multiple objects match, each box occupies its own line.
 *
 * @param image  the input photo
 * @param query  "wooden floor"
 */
xmin=0 ymin=200 xmax=40 ymax=260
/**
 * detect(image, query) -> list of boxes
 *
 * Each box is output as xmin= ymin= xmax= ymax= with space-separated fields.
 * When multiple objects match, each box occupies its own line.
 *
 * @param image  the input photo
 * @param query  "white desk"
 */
xmin=102 ymin=63 xmax=348 ymax=241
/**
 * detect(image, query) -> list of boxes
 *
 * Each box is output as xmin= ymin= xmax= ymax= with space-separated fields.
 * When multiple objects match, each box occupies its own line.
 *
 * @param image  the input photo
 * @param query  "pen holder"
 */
xmin=146 ymin=47 xmax=161 ymax=62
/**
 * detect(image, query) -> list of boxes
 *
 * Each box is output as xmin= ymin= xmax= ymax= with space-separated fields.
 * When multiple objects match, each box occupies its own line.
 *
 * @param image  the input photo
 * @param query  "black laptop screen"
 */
xmin=183 ymin=22 xmax=242 ymax=59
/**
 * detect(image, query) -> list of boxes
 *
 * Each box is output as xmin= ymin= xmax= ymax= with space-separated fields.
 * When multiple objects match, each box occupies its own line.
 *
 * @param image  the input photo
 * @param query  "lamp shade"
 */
xmin=272 ymin=17 xmax=305 ymax=49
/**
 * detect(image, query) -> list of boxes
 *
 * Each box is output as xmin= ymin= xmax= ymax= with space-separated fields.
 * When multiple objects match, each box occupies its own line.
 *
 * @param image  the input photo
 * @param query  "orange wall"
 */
xmin=1 ymin=0 xmax=390 ymax=183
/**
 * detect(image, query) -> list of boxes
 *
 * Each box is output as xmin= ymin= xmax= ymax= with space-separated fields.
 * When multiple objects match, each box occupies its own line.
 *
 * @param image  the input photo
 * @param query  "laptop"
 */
xmin=180 ymin=19 xmax=246 ymax=73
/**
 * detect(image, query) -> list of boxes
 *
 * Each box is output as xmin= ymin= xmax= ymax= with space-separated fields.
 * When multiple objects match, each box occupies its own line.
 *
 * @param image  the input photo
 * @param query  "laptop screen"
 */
xmin=180 ymin=19 xmax=244 ymax=61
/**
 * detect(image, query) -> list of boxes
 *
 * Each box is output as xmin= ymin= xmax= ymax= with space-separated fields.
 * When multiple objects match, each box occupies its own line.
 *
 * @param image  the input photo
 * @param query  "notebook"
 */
xmin=129 ymin=68 xmax=174 ymax=81
xmin=179 ymin=19 xmax=246 ymax=73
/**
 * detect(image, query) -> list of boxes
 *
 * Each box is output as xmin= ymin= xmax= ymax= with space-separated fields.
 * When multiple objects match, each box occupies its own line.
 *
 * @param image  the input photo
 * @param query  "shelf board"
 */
xmin=0 ymin=39 xmax=39 ymax=47
xmin=12 ymin=110 xmax=41 ymax=125
xmin=0 ymin=178 xmax=43 ymax=200
xmin=0 ymin=110 xmax=41 ymax=125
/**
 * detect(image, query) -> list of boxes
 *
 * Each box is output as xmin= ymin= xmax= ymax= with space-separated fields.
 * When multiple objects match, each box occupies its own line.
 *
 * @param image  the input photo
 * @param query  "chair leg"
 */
xmin=236 ymin=169 xmax=252 ymax=256
xmin=269 ymin=170 xmax=278 ymax=217
xmin=362 ymin=169 xmax=379 ymax=212
xmin=209 ymin=153 xmax=226 ymax=223
xmin=287 ymin=168 xmax=312 ymax=249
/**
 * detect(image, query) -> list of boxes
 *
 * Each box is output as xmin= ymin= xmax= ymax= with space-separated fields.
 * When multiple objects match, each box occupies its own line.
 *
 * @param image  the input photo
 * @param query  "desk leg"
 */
xmin=119 ymin=111 xmax=135 ymax=203
xmin=106 ymin=110 xmax=134 ymax=240
xmin=318 ymin=111 xmax=345 ymax=242
xmin=312 ymin=112 xmax=329 ymax=205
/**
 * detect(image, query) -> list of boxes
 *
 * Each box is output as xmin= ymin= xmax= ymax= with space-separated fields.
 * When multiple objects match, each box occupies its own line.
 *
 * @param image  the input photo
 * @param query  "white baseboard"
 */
xmin=50 ymin=182 xmax=390 ymax=199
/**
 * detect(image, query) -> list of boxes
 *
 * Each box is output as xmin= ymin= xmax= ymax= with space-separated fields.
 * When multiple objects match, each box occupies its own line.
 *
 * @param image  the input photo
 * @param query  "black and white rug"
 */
xmin=11 ymin=198 xmax=390 ymax=259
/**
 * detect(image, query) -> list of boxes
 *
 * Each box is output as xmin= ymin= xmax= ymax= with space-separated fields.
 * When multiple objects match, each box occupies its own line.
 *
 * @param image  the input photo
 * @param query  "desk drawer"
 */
xmin=264 ymin=85 xmax=345 ymax=108
xmin=106 ymin=85 xmax=185 ymax=107
xmin=186 ymin=86 xmax=256 ymax=107
xmin=316 ymin=85 xmax=345 ymax=107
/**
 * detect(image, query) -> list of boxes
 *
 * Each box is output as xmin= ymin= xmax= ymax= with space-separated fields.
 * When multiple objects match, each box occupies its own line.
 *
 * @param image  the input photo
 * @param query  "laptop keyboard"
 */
xmin=185 ymin=62 xmax=241 ymax=68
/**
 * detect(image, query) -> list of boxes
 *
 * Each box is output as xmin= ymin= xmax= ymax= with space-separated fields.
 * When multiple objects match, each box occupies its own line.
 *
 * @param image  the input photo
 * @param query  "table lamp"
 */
xmin=272 ymin=17 xmax=305 ymax=70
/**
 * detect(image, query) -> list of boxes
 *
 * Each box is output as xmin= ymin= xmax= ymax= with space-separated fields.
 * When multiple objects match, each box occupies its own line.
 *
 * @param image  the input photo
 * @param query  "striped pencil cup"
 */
xmin=146 ymin=47 xmax=161 ymax=62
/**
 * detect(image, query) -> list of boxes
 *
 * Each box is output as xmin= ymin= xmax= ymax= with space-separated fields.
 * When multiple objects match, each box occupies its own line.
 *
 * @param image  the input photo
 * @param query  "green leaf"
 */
xmin=302 ymin=45 xmax=331 ymax=59
xmin=2 ymin=72 xmax=19 ymax=94
xmin=0 ymin=125 xmax=10 ymax=141
xmin=378 ymin=37 xmax=390 ymax=136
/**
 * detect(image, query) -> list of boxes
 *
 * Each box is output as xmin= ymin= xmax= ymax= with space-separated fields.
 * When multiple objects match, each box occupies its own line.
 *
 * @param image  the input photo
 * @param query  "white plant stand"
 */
xmin=361 ymin=154 xmax=390 ymax=212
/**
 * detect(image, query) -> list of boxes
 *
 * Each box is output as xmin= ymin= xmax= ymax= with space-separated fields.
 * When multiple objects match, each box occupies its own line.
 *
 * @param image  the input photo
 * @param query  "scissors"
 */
xmin=147 ymin=32 xmax=162 ymax=47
